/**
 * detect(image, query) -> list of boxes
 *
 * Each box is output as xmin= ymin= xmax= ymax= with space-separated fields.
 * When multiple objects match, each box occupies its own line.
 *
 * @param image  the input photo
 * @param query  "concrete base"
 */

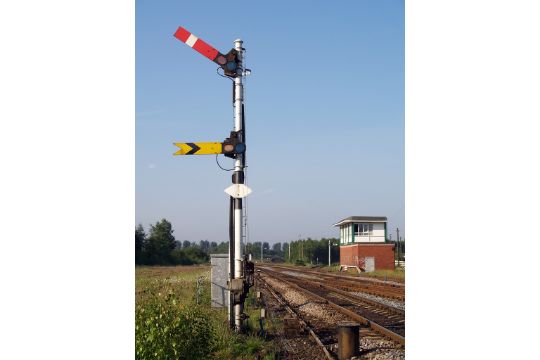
xmin=339 ymin=265 xmax=361 ymax=273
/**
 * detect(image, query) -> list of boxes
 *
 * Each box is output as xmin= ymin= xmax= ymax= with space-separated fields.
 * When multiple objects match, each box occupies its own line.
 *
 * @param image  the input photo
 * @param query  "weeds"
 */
xmin=135 ymin=266 xmax=275 ymax=360
xmin=135 ymin=278 xmax=216 ymax=359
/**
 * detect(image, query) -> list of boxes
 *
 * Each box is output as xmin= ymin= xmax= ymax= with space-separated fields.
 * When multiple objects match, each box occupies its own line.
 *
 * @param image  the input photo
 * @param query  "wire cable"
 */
xmin=215 ymin=154 xmax=234 ymax=171
xmin=216 ymin=67 xmax=234 ymax=81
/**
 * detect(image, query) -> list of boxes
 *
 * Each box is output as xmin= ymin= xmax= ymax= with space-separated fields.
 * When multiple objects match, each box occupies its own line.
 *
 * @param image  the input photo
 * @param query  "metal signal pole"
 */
xmin=396 ymin=227 xmax=400 ymax=266
xmin=231 ymin=38 xmax=245 ymax=332
xmin=288 ymin=242 xmax=291 ymax=262
xmin=328 ymin=240 xmax=331 ymax=267
xmin=173 ymin=27 xmax=253 ymax=333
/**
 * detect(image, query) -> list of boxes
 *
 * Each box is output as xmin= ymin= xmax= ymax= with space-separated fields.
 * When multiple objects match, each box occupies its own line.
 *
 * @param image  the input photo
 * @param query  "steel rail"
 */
xmin=261 ymin=267 xmax=404 ymax=327
xmin=284 ymin=270 xmax=404 ymax=317
xmin=261 ymin=265 xmax=405 ymax=301
xmin=266 ymin=264 xmax=405 ymax=287
xmin=260 ymin=269 xmax=405 ymax=347
xmin=258 ymin=275 xmax=334 ymax=360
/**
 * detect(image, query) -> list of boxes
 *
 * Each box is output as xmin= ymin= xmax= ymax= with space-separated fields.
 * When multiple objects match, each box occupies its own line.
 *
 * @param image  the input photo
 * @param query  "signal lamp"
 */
xmin=234 ymin=143 xmax=246 ymax=153
xmin=223 ymin=143 xmax=235 ymax=153
xmin=222 ymin=49 xmax=239 ymax=77
xmin=216 ymin=55 xmax=227 ymax=65
xmin=222 ymin=131 xmax=245 ymax=158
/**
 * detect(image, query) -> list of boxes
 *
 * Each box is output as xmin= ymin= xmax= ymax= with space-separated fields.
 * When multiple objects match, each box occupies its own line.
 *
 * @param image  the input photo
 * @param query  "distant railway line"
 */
xmin=257 ymin=266 xmax=405 ymax=358
xmin=262 ymin=264 xmax=405 ymax=301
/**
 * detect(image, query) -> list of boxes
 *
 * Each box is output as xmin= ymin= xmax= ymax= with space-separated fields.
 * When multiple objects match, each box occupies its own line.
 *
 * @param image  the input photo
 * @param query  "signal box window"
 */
xmin=354 ymin=223 xmax=373 ymax=236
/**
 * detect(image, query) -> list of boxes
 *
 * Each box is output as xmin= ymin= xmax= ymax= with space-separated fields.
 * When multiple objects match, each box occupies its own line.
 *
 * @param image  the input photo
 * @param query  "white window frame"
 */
xmin=354 ymin=223 xmax=373 ymax=236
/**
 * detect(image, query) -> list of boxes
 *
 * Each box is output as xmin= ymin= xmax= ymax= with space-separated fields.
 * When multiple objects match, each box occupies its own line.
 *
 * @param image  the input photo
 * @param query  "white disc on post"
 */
xmin=224 ymin=184 xmax=252 ymax=198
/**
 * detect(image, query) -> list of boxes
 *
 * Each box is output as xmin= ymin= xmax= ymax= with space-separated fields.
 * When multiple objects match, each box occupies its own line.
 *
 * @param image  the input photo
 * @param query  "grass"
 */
xmin=135 ymin=265 xmax=276 ymax=359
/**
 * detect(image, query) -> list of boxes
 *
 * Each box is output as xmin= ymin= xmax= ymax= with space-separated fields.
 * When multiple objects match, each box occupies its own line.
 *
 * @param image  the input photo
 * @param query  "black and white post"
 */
xmin=232 ymin=38 xmax=245 ymax=331
xmin=223 ymin=37 xmax=252 ymax=332
xmin=172 ymin=26 xmax=252 ymax=332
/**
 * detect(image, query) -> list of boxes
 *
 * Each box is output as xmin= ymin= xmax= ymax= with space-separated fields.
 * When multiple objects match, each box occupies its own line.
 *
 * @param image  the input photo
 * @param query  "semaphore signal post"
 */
xmin=172 ymin=26 xmax=253 ymax=332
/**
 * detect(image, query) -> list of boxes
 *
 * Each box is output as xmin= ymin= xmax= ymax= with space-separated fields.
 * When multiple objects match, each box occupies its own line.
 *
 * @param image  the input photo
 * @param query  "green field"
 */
xmin=135 ymin=265 xmax=275 ymax=360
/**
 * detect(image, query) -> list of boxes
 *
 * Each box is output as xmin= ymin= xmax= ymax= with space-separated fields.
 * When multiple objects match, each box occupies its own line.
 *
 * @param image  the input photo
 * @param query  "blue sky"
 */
xmin=136 ymin=0 xmax=404 ymax=244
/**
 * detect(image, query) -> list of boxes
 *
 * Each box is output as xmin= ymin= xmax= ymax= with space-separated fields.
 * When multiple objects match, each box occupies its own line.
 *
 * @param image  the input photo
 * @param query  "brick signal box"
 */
xmin=334 ymin=216 xmax=395 ymax=271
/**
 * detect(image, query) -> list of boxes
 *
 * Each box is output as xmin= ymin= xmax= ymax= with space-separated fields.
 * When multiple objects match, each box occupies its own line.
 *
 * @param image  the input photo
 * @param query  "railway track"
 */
xmin=267 ymin=264 xmax=404 ymax=286
xmin=263 ymin=264 xmax=405 ymax=301
xmin=258 ymin=275 xmax=334 ymax=359
xmin=259 ymin=267 xmax=405 ymax=348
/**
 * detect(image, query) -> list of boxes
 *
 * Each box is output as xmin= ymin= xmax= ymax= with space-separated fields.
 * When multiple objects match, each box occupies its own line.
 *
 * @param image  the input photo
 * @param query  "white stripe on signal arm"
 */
xmin=185 ymin=34 xmax=198 ymax=47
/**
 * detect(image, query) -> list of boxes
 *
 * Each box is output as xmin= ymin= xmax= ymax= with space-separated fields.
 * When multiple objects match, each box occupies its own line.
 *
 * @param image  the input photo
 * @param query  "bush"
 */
xmin=136 ymin=285 xmax=216 ymax=359
xmin=183 ymin=246 xmax=209 ymax=264
xmin=295 ymin=259 xmax=306 ymax=266
xmin=169 ymin=247 xmax=210 ymax=265
xmin=136 ymin=270 xmax=276 ymax=359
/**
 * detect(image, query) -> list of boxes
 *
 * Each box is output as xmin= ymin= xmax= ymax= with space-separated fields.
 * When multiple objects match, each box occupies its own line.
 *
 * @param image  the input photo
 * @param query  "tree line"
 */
xmin=134 ymin=220 xmax=289 ymax=265
xmin=135 ymin=219 xmax=231 ymax=265
xmin=135 ymin=219 xmax=343 ymax=266
xmin=283 ymin=238 xmax=340 ymax=265
xmin=243 ymin=238 xmax=340 ymax=266
xmin=135 ymin=220 xmax=407 ymax=266
xmin=388 ymin=240 xmax=405 ymax=261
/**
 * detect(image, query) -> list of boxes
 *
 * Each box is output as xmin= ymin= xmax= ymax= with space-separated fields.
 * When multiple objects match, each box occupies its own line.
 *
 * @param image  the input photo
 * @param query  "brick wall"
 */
xmin=339 ymin=243 xmax=395 ymax=270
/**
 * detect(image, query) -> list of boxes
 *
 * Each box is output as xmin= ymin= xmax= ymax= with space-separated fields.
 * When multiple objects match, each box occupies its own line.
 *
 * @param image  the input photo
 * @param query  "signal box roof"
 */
xmin=333 ymin=216 xmax=387 ymax=227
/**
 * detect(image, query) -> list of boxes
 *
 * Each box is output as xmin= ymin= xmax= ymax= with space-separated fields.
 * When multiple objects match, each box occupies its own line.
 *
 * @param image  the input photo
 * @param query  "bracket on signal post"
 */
xmin=229 ymin=278 xmax=245 ymax=305
xmin=228 ymin=257 xmax=255 ymax=305
xmin=222 ymin=131 xmax=245 ymax=159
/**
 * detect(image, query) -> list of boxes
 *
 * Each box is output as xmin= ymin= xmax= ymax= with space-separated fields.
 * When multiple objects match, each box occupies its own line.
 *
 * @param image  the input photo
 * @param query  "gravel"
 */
xmin=258 ymin=280 xmax=328 ymax=360
xmin=349 ymin=291 xmax=405 ymax=312
xmin=356 ymin=334 xmax=405 ymax=360
xmin=265 ymin=276 xmax=348 ymax=324
xmin=264 ymin=275 xmax=405 ymax=360
xmin=281 ymin=270 xmax=321 ymax=281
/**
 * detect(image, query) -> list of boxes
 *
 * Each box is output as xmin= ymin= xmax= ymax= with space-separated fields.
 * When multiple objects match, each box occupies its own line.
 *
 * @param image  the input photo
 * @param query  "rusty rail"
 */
xmin=262 ymin=265 xmax=405 ymax=301
xmin=258 ymin=275 xmax=334 ymax=359
xmin=261 ymin=267 xmax=404 ymax=318
xmin=260 ymin=268 xmax=405 ymax=347
xmin=267 ymin=264 xmax=405 ymax=287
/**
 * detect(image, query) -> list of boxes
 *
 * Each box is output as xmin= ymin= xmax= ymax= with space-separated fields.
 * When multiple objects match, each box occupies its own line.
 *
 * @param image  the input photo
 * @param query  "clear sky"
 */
xmin=136 ymin=0 xmax=404 ymax=244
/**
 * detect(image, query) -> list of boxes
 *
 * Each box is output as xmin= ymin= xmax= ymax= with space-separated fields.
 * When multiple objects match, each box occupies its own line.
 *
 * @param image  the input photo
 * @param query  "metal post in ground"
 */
xmin=288 ymin=242 xmax=291 ymax=262
xmin=399 ymin=237 xmax=403 ymax=266
xmin=328 ymin=240 xmax=331 ymax=267
xmin=337 ymin=322 xmax=360 ymax=359
xmin=396 ymin=227 xmax=400 ymax=267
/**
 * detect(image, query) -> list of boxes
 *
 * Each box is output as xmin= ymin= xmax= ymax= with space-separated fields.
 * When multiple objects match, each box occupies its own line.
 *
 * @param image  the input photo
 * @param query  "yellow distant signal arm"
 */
xmin=173 ymin=142 xmax=222 ymax=155
xmin=173 ymin=132 xmax=245 ymax=156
